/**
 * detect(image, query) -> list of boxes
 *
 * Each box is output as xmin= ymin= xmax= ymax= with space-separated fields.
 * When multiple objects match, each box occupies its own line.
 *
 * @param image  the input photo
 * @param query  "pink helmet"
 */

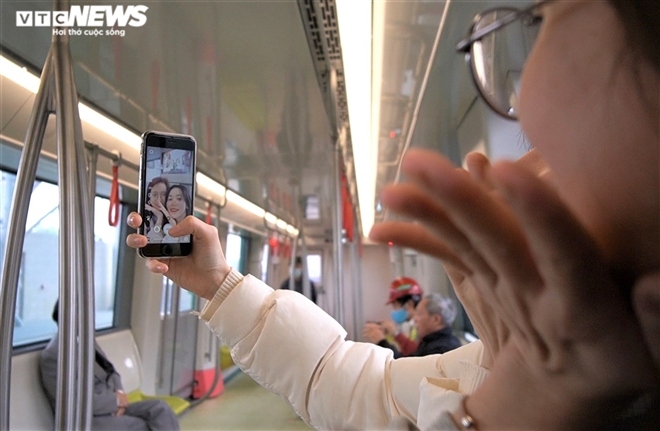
xmin=386 ymin=277 xmax=423 ymax=305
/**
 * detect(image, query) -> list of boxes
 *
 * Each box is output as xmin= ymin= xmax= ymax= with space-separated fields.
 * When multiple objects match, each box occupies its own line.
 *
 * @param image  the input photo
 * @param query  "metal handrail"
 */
xmin=332 ymin=132 xmax=345 ymax=326
xmin=0 ymin=53 xmax=55 ymax=431
xmin=0 ymin=1 xmax=95 ymax=428
xmin=50 ymin=6 xmax=95 ymax=428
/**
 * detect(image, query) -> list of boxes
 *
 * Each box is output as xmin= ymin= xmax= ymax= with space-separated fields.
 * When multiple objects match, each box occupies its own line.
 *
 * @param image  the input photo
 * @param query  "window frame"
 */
xmin=1 ymin=140 xmax=137 ymax=353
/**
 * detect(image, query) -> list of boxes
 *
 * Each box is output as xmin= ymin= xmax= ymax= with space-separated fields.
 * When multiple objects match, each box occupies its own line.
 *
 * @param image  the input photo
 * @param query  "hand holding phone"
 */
xmin=137 ymin=131 xmax=197 ymax=258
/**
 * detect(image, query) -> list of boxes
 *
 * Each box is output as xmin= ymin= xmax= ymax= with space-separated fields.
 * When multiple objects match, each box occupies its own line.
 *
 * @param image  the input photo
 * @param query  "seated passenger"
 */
xmin=379 ymin=293 xmax=461 ymax=358
xmin=363 ymin=277 xmax=422 ymax=355
xmin=125 ymin=0 xmax=660 ymax=427
xmin=40 ymin=301 xmax=180 ymax=431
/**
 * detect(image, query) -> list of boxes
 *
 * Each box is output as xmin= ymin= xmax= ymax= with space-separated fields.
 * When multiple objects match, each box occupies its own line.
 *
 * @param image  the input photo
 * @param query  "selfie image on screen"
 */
xmin=143 ymin=148 xmax=194 ymax=244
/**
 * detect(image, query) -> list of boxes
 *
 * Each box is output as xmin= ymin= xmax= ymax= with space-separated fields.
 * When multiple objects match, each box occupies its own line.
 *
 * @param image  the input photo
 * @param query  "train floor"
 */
xmin=179 ymin=371 xmax=313 ymax=430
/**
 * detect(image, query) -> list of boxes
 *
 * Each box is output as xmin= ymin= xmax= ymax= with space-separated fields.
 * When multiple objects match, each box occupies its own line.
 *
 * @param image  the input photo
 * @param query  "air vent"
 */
xmin=301 ymin=0 xmax=341 ymax=63
xmin=298 ymin=0 xmax=361 ymax=235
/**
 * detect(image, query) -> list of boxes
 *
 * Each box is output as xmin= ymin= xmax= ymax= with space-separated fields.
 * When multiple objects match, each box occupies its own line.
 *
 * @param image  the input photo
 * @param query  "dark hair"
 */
xmin=395 ymin=294 xmax=422 ymax=308
xmin=146 ymin=177 xmax=170 ymax=228
xmin=147 ymin=176 xmax=170 ymax=197
xmin=166 ymin=185 xmax=192 ymax=222
xmin=609 ymin=0 xmax=659 ymax=72
xmin=295 ymin=256 xmax=303 ymax=266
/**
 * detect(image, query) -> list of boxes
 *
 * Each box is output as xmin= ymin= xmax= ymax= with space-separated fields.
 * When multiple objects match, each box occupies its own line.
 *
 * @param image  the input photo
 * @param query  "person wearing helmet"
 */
xmin=363 ymin=277 xmax=423 ymax=356
xmin=386 ymin=277 xmax=423 ymax=338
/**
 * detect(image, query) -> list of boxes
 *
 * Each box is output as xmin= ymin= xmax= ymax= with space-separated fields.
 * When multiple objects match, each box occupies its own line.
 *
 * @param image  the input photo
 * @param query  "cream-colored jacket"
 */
xmin=198 ymin=270 xmax=487 ymax=430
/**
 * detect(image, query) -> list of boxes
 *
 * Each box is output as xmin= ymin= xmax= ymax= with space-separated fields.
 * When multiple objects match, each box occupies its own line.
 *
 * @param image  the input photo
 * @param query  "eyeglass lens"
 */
xmin=470 ymin=8 xmax=541 ymax=119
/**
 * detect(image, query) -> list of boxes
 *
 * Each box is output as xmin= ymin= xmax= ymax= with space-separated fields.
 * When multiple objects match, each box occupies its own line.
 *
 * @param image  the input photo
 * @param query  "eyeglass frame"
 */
xmin=455 ymin=0 xmax=553 ymax=120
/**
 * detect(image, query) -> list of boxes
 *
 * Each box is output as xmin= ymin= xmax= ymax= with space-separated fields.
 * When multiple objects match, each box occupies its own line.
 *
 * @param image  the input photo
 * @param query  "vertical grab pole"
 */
xmin=0 ymin=55 xmax=55 ymax=431
xmin=83 ymin=144 xmax=98 ymax=431
xmin=354 ymin=217 xmax=364 ymax=338
xmin=350 ymin=231 xmax=361 ymax=341
xmin=290 ymin=233 xmax=299 ymax=291
xmin=332 ymin=138 xmax=345 ymax=326
xmin=52 ymin=1 xmax=95 ymax=426
xmin=300 ymin=234 xmax=310 ymax=300
xmin=0 ymin=1 xmax=95 ymax=427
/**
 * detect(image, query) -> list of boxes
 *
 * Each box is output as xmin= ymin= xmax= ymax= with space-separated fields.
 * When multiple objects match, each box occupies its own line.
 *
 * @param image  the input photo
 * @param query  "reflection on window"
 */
xmin=306 ymin=254 xmax=322 ymax=285
xmin=225 ymin=233 xmax=244 ymax=273
xmin=179 ymin=289 xmax=195 ymax=313
xmin=0 ymin=171 xmax=121 ymax=347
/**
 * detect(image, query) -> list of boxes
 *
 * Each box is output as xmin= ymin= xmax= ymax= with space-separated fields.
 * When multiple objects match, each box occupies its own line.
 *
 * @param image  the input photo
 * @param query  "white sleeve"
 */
xmin=201 ymin=272 xmax=485 ymax=430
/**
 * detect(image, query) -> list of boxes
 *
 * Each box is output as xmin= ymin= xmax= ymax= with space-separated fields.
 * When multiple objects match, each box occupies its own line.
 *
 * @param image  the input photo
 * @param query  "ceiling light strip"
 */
xmin=1 ymin=55 xmax=300 ymax=237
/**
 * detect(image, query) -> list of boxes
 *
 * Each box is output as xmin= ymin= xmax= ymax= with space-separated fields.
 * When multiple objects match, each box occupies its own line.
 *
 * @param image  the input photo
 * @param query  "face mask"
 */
xmin=391 ymin=309 xmax=408 ymax=324
xmin=293 ymin=268 xmax=303 ymax=278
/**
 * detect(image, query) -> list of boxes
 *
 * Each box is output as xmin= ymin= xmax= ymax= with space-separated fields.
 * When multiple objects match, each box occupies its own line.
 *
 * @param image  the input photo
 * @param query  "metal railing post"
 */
xmin=0 ymin=54 xmax=55 ymax=431
xmin=332 ymin=137 xmax=345 ymax=326
xmin=0 ymin=0 xmax=95 ymax=427
xmin=52 ymin=3 xmax=94 ymax=426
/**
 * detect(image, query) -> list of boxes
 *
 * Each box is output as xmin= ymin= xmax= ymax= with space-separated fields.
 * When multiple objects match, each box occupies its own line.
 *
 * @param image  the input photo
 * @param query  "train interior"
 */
xmin=0 ymin=0 xmax=532 ymax=429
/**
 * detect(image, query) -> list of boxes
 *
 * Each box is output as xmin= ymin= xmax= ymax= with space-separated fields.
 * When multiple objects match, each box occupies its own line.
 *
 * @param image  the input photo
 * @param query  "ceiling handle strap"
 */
xmin=108 ymin=164 xmax=120 ymax=226
xmin=205 ymin=201 xmax=212 ymax=224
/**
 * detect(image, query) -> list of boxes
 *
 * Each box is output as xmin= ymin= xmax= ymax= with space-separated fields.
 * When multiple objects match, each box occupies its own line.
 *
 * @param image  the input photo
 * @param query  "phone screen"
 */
xmin=138 ymin=131 xmax=196 ymax=258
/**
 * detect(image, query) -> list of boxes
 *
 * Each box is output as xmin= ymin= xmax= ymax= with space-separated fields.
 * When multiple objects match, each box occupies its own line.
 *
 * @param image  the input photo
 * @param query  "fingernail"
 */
xmin=131 ymin=237 xmax=143 ymax=247
xmin=128 ymin=214 xmax=136 ymax=225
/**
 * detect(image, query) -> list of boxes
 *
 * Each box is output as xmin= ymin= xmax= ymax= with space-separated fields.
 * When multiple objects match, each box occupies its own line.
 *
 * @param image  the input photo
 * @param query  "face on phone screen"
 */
xmin=138 ymin=132 xmax=196 ymax=258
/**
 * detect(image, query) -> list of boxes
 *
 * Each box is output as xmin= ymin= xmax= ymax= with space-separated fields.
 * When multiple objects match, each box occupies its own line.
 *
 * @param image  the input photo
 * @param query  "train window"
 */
xmin=178 ymin=290 xmax=195 ymax=313
xmin=226 ymin=231 xmax=251 ymax=275
xmin=0 ymin=170 xmax=122 ymax=347
xmin=260 ymin=242 xmax=269 ymax=281
xmin=306 ymin=254 xmax=322 ymax=285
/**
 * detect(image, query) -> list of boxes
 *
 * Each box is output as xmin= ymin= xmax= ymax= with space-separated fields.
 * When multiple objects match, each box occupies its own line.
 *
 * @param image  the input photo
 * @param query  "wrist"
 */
xmin=204 ymin=265 xmax=232 ymax=300
xmin=198 ymin=268 xmax=244 ymax=321
xmin=466 ymin=342 xmax=594 ymax=430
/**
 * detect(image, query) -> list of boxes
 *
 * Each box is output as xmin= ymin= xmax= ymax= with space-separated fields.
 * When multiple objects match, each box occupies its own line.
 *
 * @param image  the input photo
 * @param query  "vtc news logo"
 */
xmin=16 ymin=5 xmax=148 ymax=27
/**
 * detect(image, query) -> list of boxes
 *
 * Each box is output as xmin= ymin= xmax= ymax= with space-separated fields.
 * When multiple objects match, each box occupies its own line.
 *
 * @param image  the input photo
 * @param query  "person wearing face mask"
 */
xmin=363 ymin=277 xmax=423 ymax=356
xmin=391 ymin=294 xmax=463 ymax=359
xmin=279 ymin=257 xmax=318 ymax=304
xmin=126 ymin=0 xmax=660 ymax=428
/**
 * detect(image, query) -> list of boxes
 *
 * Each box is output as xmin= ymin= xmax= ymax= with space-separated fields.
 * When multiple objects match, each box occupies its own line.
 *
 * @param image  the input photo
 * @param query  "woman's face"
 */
xmin=518 ymin=1 xmax=659 ymax=273
xmin=149 ymin=182 xmax=167 ymax=206
xmin=166 ymin=188 xmax=188 ymax=221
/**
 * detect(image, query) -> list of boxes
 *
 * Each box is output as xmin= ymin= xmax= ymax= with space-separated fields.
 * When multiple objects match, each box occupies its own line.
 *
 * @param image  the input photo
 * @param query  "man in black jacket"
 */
xmin=380 ymin=293 xmax=461 ymax=358
xmin=279 ymin=257 xmax=318 ymax=304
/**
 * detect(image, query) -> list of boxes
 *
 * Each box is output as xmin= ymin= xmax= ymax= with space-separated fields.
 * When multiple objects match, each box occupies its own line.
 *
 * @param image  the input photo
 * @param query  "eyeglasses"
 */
xmin=456 ymin=0 xmax=552 ymax=120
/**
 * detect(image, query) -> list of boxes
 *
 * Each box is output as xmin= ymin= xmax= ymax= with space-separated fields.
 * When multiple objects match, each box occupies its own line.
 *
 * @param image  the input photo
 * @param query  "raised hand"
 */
xmin=371 ymin=148 xmax=658 ymax=427
xmin=363 ymin=322 xmax=386 ymax=344
xmin=369 ymin=153 xmax=510 ymax=368
xmin=379 ymin=320 xmax=397 ymax=337
xmin=126 ymin=212 xmax=231 ymax=300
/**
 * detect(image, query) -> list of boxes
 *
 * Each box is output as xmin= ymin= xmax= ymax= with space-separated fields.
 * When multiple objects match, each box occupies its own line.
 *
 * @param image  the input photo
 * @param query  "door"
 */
xmin=157 ymin=279 xmax=198 ymax=398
